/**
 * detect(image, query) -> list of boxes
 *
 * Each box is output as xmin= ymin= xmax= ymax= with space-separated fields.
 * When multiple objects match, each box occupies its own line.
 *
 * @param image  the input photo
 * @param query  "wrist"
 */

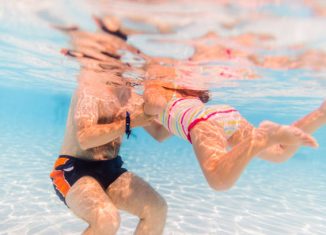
xmin=125 ymin=111 xmax=131 ymax=138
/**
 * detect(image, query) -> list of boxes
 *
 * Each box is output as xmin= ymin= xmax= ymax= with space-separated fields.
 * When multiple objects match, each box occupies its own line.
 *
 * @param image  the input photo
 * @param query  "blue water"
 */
xmin=0 ymin=0 xmax=326 ymax=234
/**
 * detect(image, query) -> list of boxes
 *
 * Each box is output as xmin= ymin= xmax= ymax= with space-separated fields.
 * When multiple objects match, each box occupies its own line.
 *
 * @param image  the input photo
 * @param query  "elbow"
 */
xmin=156 ymin=136 xmax=167 ymax=143
xmin=150 ymin=133 xmax=167 ymax=143
xmin=78 ymin=139 xmax=89 ymax=151
xmin=155 ymin=129 xmax=171 ymax=143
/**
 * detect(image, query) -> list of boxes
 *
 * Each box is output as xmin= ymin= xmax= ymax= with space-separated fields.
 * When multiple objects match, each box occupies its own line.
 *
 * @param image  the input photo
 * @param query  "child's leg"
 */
xmin=190 ymin=119 xmax=316 ymax=191
xmin=292 ymin=100 xmax=326 ymax=133
xmin=258 ymin=100 xmax=325 ymax=162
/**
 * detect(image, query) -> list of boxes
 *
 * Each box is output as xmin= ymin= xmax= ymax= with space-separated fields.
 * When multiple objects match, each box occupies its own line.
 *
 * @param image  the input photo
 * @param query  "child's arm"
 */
xmin=144 ymin=120 xmax=172 ymax=142
xmin=143 ymin=84 xmax=167 ymax=116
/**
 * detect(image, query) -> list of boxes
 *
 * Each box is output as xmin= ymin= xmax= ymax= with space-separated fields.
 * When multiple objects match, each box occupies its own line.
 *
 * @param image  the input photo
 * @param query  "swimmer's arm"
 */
xmin=75 ymin=93 xmax=126 ymax=150
xmin=144 ymin=120 xmax=172 ymax=142
xmin=77 ymin=119 xmax=126 ymax=150
xmin=76 ymin=93 xmax=155 ymax=150
xmin=77 ymin=115 xmax=154 ymax=150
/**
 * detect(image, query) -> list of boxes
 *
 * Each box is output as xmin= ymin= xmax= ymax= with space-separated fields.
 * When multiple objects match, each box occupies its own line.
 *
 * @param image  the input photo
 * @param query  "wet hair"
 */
xmin=177 ymin=89 xmax=210 ymax=103
xmin=162 ymin=86 xmax=210 ymax=103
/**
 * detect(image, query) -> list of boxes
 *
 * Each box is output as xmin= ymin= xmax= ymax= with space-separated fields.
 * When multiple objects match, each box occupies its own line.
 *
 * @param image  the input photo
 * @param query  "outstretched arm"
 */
xmin=75 ymin=90 xmax=154 ymax=150
xmin=74 ymin=92 xmax=125 ymax=150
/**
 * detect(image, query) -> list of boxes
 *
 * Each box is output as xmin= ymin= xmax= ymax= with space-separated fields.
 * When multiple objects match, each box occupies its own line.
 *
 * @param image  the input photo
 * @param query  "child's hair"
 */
xmin=159 ymin=83 xmax=211 ymax=103
xmin=177 ymin=89 xmax=210 ymax=103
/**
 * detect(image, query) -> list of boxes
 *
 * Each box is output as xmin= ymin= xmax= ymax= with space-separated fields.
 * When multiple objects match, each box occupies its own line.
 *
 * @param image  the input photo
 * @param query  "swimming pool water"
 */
xmin=0 ymin=0 xmax=326 ymax=234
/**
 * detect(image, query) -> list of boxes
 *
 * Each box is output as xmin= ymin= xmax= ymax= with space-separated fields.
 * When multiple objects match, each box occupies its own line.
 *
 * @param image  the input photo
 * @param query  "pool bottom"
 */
xmin=0 ymin=87 xmax=325 ymax=234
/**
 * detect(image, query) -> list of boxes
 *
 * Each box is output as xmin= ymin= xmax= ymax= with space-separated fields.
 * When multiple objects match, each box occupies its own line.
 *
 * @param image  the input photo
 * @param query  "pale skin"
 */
xmin=143 ymin=82 xmax=326 ymax=191
xmin=60 ymin=76 xmax=168 ymax=235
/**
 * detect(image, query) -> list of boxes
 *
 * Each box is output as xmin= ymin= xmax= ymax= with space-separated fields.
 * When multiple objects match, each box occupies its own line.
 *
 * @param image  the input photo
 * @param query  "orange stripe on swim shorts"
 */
xmin=54 ymin=157 xmax=70 ymax=169
xmin=50 ymin=170 xmax=71 ymax=197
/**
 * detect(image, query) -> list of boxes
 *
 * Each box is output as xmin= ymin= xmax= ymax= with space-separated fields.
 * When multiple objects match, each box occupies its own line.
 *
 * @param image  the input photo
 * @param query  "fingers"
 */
xmin=301 ymin=134 xmax=319 ymax=148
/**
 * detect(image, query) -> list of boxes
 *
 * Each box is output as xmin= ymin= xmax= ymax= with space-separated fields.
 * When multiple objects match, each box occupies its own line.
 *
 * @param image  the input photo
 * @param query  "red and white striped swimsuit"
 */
xmin=159 ymin=97 xmax=243 ymax=143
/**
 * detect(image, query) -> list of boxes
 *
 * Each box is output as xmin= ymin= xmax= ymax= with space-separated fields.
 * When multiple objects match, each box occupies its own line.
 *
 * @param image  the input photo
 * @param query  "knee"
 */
xmin=158 ymin=196 xmax=168 ymax=218
xmin=206 ymin=177 xmax=234 ymax=192
xmin=201 ymin=162 xmax=235 ymax=191
xmin=147 ymin=194 xmax=168 ymax=220
xmin=92 ymin=206 xmax=120 ymax=235
xmin=154 ymin=195 xmax=168 ymax=218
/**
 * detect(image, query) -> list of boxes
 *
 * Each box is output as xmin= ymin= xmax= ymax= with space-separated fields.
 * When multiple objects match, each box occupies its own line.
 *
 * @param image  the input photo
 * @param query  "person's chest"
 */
xmin=97 ymin=92 xmax=143 ymax=123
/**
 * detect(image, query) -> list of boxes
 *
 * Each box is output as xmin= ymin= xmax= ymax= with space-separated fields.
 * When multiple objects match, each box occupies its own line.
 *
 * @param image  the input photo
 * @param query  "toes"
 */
xmin=303 ymin=135 xmax=319 ymax=148
xmin=296 ymin=130 xmax=318 ymax=148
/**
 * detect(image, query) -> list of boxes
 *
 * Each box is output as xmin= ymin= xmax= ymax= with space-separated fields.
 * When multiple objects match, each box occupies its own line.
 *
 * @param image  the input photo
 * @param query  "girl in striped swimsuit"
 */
xmin=144 ymin=81 xmax=326 ymax=191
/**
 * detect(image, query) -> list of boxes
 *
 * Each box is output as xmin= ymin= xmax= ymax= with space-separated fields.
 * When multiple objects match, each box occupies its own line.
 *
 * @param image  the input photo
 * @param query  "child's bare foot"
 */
xmin=258 ymin=121 xmax=318 ymax=148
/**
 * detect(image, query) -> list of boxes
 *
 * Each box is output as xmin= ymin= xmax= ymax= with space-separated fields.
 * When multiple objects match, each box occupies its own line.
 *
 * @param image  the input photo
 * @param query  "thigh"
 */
xmin=227 ymin=118 xmax=254 ymax=147
xmin=66 ymin=176 xmax=118 ymax=224
xmin=106 ymin=172 xmax=165 ymax=218
xmin=190 ymin=119 xmax=228 ymax=174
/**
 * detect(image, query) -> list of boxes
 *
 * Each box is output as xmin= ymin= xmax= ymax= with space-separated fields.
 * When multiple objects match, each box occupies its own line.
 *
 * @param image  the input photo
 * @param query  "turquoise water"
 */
xmin=1 ymin=0 xmax=326 ymax=234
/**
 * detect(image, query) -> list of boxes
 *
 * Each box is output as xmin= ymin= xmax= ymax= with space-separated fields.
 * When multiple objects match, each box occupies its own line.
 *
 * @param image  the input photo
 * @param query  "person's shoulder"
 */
xmin=76 ymin=85 xmax=101 ymax=102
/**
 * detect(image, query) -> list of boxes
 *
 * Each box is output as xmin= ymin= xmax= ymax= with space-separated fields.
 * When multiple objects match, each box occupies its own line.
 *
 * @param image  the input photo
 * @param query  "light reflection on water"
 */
xmin=0 ymin=0 xmax=326 ymax=234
